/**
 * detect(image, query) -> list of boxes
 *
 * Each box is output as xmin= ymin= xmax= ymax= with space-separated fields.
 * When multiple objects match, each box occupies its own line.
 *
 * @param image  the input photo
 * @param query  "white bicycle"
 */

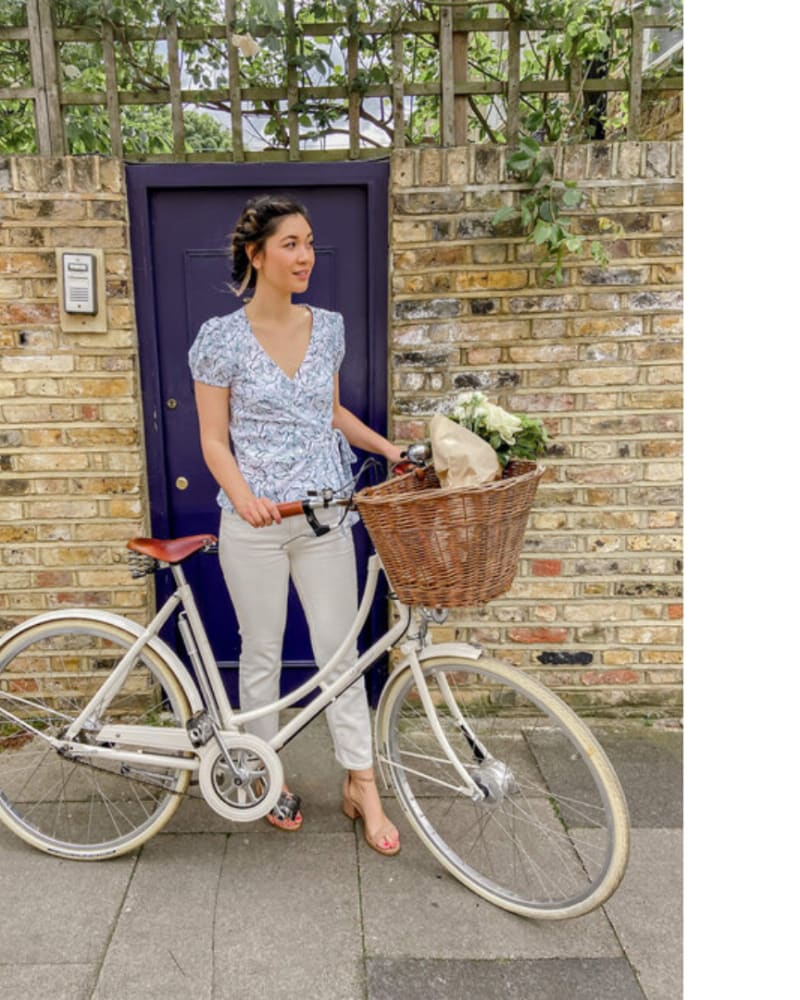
xmin=0 ymin=453 xmax=629 ymax=920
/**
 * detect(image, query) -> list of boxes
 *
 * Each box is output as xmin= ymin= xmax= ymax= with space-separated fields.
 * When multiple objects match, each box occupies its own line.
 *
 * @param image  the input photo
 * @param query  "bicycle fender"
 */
xmin=416 ymin=642 xmax=483 ymax=662
xmin=0 ymin=609 xmax=204 ymax=714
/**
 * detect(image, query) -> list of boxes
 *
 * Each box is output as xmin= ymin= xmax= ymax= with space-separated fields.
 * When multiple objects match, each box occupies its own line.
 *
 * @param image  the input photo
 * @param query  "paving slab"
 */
xmin=597 ymin=828 xmax=683 ymax=1000
xmin=358 ymin=811 xmax=621 ymax=960
xmin=213 ymin=832 xmax=363 ymax=1000
xmin=93 ymin=834 xmax=227 ymax=1000
xmin=366 ymin=957 xmax=646 ymax=1000
xmin=0 ymin=711 xmax=682 ymax=1000
xmin=0 ymin=964 xmax=97 ymax=1000
xmin=0 ymin=828 xmax=134 ymax=966
xmin=593 ymin=727 xmax=683 ymax=829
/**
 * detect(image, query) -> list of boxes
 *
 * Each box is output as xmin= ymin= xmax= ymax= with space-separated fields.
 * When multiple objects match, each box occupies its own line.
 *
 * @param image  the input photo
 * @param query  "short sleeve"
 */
xmin=188 ymin=315 xmax=237 ymax=387
xmin=333 ymin=312 xmax=345 ymax=372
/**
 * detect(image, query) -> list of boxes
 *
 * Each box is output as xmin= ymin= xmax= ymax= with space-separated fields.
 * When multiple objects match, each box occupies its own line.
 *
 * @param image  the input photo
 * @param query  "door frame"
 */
xmin=126 ymin=161 xmax=391 ymax=700
xmin=127 ymin=160 xmax=390 ymax=538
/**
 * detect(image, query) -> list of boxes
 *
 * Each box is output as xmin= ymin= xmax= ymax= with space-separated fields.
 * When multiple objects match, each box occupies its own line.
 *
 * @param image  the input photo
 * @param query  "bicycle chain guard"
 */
xmin=197 ymin=734 xmax=283 ymax=822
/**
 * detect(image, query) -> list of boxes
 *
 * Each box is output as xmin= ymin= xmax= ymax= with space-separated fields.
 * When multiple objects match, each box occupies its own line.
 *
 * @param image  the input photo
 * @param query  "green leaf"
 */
xmin=562 ymin=187 xmax=582 ymax=208
xmin=533 ymin=219 xmax=553 ymax=245
xmin=518 ymin=135 xmax=540 ymax=157
xmin=492 ymin=205 xmax=517 ymax=224
xmin=507 ymin=151 xmax=533 ymax=173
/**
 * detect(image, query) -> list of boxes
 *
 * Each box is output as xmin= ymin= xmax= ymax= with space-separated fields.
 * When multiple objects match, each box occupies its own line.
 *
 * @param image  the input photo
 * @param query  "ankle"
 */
xmin=348 ymin=774 xmax=375 ymax=787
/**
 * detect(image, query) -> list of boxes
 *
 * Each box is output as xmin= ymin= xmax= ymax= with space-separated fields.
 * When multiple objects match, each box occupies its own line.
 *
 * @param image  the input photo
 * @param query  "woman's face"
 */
xmin=249 ymin=213 xmax=315 ymax=294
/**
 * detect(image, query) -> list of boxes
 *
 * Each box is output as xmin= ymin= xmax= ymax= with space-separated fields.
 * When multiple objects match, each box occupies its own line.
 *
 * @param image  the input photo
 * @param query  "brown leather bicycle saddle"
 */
xmin=126 ymin=535 xmax=217 ymax=564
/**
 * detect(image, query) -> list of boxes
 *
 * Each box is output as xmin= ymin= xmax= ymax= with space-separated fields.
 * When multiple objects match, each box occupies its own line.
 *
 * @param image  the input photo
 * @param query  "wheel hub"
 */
xmin=472 ymin=758 xmax=518 ymax=805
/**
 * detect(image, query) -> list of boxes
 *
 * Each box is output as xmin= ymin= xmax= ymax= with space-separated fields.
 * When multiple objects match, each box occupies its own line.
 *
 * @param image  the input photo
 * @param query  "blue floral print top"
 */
xmin=188 ymin=305 xmax=357 ymax=517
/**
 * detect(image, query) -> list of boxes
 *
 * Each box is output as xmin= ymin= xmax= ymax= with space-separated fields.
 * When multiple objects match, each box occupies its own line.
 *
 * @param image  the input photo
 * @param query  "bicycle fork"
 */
xmin=395 ymin=642 xmax=492 ymax=803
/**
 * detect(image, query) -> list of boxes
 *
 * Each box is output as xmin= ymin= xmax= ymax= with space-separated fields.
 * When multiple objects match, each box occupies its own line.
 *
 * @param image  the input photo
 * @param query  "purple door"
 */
xmin=127 ymin=162 xmax=390 ymax=704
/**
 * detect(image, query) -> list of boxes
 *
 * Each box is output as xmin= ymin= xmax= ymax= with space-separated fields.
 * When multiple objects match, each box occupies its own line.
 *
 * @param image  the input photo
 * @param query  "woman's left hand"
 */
xmin=384 ymin=444 xmax=404 ymax=465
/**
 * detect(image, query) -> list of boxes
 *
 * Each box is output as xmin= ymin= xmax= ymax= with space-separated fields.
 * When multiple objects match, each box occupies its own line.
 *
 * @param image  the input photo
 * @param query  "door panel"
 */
xmin=127 ymin=163 xmax=389 ymax=704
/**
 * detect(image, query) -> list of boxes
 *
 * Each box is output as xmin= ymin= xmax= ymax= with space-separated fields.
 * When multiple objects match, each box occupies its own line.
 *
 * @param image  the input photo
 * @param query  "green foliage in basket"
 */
xmin=447 ymin=391 xmax=548 ymax=467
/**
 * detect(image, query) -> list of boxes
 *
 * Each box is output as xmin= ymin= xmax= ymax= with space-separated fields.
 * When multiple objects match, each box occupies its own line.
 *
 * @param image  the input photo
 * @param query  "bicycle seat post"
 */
xmin=170 ymin=563 xmax=231 ymax=730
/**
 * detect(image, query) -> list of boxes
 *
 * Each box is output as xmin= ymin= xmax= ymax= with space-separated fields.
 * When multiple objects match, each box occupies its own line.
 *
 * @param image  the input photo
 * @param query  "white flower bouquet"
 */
xmin=446 ymin=391 xmax=548 ymax=468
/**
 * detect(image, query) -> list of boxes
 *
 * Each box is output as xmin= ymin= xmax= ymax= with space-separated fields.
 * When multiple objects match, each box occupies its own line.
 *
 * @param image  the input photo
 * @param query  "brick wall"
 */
xmin=0 ymin=156 xmax=150 ymax=625
xmin=641 ymin=91 xmax=683 ymax=141
xmin=0 ymin=144 xmax=683 ymax=717
xmin=389 ymin=142 xmax=682 ymax=716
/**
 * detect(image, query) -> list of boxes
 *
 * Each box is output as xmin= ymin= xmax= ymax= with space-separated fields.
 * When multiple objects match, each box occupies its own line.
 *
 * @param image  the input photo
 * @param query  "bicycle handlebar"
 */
xmin=272 ymin=441 xmax=432 ymax=534
xmin=273 ymin=500 xmax=306 ymax=519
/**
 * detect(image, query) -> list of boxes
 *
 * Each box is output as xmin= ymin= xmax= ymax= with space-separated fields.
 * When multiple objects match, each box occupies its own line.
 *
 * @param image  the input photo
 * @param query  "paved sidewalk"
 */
xmin=0 ymin=715 xmax=682 ymax=1000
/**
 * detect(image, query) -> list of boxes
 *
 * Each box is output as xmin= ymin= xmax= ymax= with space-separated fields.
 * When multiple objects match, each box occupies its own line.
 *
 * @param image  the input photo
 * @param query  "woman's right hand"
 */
xmin=233 ymin=493 xmax=283 ymax=528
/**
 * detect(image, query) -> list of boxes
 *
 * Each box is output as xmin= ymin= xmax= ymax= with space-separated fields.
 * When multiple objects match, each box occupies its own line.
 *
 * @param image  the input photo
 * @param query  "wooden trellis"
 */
xmin=0 ymin=0 xmax=682 ymax=161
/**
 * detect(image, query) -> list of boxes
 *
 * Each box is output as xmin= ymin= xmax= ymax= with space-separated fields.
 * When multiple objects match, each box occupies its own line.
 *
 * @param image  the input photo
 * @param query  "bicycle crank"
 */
xmin=197 ymin=733 xmax=283 ymax=822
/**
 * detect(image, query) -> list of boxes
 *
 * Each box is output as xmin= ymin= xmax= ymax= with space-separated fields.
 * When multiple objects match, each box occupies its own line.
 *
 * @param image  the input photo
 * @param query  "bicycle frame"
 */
xmin=28 ymin=527 xmax=485 ymax=801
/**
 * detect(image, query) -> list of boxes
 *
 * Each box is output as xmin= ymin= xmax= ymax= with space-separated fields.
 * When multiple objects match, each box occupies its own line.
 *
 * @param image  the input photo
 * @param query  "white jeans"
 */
xmin=218 ymin=507 xmax=373 ymax=770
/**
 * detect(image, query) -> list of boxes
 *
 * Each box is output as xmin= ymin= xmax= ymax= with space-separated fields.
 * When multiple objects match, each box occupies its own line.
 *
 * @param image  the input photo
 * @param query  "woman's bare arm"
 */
xmin=332 ymin=375 xmax=403 ymax=464
xmin=193 ymin=381 xmax=282 ymax=527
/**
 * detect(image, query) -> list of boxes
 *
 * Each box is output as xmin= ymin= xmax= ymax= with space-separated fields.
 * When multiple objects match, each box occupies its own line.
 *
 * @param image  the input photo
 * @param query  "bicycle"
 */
xmin=0 ymin=449 xmax=629 ymax=920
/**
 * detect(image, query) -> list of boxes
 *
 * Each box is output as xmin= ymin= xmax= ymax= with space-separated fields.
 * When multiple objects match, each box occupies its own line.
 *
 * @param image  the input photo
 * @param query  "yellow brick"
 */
xmin=645 ymin=462 xmax=682 ymax=482
xmin=17 ymin=453 xmax=90 ymax=472
xmin=77 ymin=569 xmax=134 ymax=587
xmin=567 ymin=366 xmax=638 ymax=386
xmin=602 ymin=649 xmax=637 ymax=666
xmin=455 ymin=270 xmax=529 ymax=291
xmin=642 ymin=651 xmax=683 ymax=665
xmin=106 ymin=499 xmax=142 ymax=518
xmin=2 ymin=355 xmax=73 ymax=374
xmin=625 ymin=390 xmax=682 ymax=409
xmin=0 ymin=501 xmax=24 ymax=520
xmin=617 ymin=626 xmax=681 ymax=644
xmin=25 ymin=500 xmax=98 ymax=519
xmin=0 ymin=278 xmax=23 ymax=298
xmin=626 ymin=534 xmax=682 ymax=552
xmin=563 ymin=602 xmax=631 ymax=622
xmin=41 ymin=546 xmax=111 ymax=566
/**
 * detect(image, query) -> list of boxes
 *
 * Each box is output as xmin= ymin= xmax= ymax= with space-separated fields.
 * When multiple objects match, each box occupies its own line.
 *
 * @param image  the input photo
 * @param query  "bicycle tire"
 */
xmin=376 ymin=655 xmax=630 ymax=919
xmin=0 ymin=616 xmax=192 ymax=859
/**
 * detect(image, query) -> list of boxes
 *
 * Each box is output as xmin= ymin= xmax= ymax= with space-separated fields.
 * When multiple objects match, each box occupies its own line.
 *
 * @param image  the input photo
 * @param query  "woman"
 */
xmin=189 ymin=195 xmax=402 ymax=855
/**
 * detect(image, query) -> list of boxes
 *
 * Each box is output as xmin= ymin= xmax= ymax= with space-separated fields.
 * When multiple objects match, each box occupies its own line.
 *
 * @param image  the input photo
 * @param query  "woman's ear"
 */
xmin=246 ymin=243 xmax=262 ymax=269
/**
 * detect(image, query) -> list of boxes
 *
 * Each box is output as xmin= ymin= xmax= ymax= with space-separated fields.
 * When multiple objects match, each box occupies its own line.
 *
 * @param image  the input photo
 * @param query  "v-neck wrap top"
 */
xmin=189 ymin=304 xmax=357 ymax=514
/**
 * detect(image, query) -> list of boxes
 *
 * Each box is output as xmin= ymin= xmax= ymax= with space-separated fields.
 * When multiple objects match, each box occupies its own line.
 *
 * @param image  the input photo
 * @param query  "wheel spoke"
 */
xmin=0 ymin=619 xmax=190 ymax=858
xmin=381 ymin=658 xmax=629 ymax=918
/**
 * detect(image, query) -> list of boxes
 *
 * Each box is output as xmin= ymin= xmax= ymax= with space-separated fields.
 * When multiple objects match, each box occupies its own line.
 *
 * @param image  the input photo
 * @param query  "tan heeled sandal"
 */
xmin=342 ymin=775 xmax=400 ymax=856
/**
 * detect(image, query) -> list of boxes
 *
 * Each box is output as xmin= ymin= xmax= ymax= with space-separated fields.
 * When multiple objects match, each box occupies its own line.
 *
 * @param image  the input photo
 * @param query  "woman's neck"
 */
xmin=245 ymin=284 xmax=294 ymax=325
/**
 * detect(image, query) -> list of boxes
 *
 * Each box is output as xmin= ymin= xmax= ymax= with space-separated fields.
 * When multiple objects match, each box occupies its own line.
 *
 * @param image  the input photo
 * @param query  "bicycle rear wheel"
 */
xmin=376 ymin=656 xmax=629 ymax=919
xmin=0 ymin=616 xmax=192 ymax=859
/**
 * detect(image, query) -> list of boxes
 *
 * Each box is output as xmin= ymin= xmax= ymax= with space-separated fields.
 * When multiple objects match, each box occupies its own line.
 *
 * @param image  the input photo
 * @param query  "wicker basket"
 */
xmin=354 ymin=460 xmax=545 ymax=608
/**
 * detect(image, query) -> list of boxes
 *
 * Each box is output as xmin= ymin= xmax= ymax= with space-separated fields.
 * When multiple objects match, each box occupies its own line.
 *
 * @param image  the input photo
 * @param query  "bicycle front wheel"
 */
xmin=376 ymin=656 xmax=630 ymax=919
xmin=0 ymin=616 xmax=192 ymax=859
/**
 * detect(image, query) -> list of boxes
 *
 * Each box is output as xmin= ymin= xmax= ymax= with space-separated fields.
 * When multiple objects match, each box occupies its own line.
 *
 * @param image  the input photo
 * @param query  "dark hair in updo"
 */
xmin=230 ymin=195 xmax=311 ymax=295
